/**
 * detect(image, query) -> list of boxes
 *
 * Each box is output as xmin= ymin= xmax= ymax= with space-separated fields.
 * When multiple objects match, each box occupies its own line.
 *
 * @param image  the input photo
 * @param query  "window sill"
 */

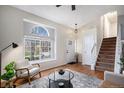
xmin=29 ymin=59 xmax=56 ymax=64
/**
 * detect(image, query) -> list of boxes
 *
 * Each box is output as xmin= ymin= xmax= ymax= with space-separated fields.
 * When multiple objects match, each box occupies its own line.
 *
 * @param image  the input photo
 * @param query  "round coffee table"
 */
xmin=48 ymin=69 xmax=74 ymax=88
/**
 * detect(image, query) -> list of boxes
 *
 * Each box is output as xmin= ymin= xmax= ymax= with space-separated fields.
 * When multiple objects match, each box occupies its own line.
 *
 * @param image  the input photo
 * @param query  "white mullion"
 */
xmin=34 ymin=40 xmax=36 ymax=58
xmin=30 ymin=39 xmax=32 ymax=61
xmin=38 ymin=40 xmax=40 ymax=60
xmin=40 ymin=40 xmax=42 ymax=60
xmin=29 ymin=39 xmax=31 ymax=61
xmin=48 ymin=41 xmax=51 ymax=57
xmin=51 ymin=40 xmax=53 ymax=58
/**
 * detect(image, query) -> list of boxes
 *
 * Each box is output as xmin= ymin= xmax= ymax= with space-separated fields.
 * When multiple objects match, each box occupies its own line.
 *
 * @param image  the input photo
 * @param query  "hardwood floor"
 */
xmin=14 ymin=63 xmax=104 ymax=87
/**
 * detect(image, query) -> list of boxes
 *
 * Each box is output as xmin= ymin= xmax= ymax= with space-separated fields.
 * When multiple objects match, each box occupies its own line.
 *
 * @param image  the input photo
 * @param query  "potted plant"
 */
xmin=118 ymin=57 xmax=124 ymax=74
xmin=0 ymin=61 xmax=16 ymax=88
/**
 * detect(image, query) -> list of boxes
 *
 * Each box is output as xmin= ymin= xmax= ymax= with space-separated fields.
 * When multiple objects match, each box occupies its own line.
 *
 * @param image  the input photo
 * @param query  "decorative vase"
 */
xmin=58 ymin=69 xmax=65 ymax=75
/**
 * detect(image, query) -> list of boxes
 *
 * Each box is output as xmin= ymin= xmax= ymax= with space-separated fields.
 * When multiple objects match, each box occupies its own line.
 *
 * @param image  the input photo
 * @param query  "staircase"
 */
xmin=95 ymin=37 xmax=116 ymax=72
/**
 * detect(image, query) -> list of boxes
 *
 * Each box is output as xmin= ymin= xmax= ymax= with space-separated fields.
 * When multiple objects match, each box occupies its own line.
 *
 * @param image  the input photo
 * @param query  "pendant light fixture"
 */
xmin=74 ymin=24 xmax=78 ymax=63
xmin=74 ymin=24 xmax=78 ymax=34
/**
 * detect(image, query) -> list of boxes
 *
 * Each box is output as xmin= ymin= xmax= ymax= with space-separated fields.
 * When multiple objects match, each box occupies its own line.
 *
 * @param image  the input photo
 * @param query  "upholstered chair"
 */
xmin=15 ymin=59 xmax=41 ymax=85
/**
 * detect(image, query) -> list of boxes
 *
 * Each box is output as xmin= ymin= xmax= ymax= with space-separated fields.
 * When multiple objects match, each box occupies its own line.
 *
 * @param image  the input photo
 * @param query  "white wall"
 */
xmin=103 ymin=12 xmax=117 ymax=38
xmin=114 ymin=24 xmax=121 ymax=74
xmin=109 ymin=22 xmax=117 ymax=37
xmin=114 ymin=15 xmax=124 ymax=74
xmin=121 ymin=24 xmax=124 ymax=40
xmin=76 ymin=29 xmax=83 ymax=63
xmin=119 ymin=15 xmax=124 ymax=40
xmin=104 ymin=15 xmax=110 ymax=38
xmin=77 ymin=17 xmax=104 ymax=67
xmin=0 ymin=6 xmax=75 ymax=74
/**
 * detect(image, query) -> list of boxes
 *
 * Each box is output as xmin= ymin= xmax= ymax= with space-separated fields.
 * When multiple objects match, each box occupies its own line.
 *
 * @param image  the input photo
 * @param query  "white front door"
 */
xmin=66 ymin=39 xmax=75 ymax=63
xmin=82 ymin=28 xmax=97 ymax=69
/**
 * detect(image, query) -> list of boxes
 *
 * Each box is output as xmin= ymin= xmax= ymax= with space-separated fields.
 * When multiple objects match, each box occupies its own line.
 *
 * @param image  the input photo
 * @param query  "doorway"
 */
xmin=66 ymin=39 xmax=75 ymax=64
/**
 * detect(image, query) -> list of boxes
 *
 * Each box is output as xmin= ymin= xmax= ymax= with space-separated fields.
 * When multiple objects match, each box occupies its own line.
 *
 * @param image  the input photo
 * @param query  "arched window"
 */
xmin=32 ymin=26 xmax=49 ymax=37
xmin=24 ymin=20 xmax=56 ymax=63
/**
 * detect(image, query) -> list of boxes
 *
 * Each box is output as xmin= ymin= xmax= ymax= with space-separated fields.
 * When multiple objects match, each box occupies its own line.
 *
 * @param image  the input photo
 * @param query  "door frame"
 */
xmin=65 ymin=39 xmax=75 ymax=64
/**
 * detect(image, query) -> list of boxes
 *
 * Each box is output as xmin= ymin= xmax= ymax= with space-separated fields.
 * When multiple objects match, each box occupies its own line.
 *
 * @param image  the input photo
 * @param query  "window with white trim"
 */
xmin=25 ymin=38 xmax=54 ymax=61
xmin=24 ymin=20 xmax=55 ymax=62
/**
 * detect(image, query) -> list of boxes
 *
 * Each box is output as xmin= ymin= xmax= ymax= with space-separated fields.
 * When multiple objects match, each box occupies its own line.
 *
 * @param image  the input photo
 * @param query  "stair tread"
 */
xmin=101 ymin=47 xmax=115 ymax=48
xmin=98 ymin=54 xmax=115 ymax=56
xmin=99 ymin=52 xmax=115 ymax=54
xmin=103 ymin=37 xmax=116 ymax=40
xmin=97 ymin=61 xmax=114 ymax=64
xmin=101 ymin=44 xmax=116 ymax=46
xmin=103 ymin=38 xmax=116 ymax=40
xmin=100 ymin=48 xmax=115 ymax=50
xmin=99 ymin=52 xmax=115 ymax=55
xmin=98 ymin=57 xmax=115 ymax=59
xmin=95 ymin=37 xmax=116 ymax=72
xmin=100 ymin=50 xmax=115 ymax=52
xmin=103 ymin=39 xmax=116 ymax=42
xmin=95 ymin=66 xmax=114 ymax=71
xmin=101 ymin=46 xmax=116 ymax=48
xmin=97 ymin=61 xmax=114 ymax=65
xmin=96 ymin=65 xmax=114 ymax=69
xmin=98 ymin=59 xmax=114 ymax=61
xmin=97 ymin=57 xmax=115 ymax=61
xmin=95 ymin=68 xmax=114 ymax=72
xmin=102 ymin=42 xmax=116 ymax=43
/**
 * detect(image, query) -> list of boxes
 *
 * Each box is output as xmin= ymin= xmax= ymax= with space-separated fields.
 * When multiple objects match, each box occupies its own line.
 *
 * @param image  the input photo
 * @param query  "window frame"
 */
xmin=31 ymin=26 xmax=50 ymax=37
xmin=24 ymin=36 xmax=56 ymax=64
xmin=23 ymin=19 xmax=57 ymax=64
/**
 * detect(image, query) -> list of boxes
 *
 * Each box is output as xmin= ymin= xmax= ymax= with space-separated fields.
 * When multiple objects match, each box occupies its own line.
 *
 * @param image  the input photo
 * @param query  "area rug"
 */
xmin=18 ymin=69 xmax=103 ymax=88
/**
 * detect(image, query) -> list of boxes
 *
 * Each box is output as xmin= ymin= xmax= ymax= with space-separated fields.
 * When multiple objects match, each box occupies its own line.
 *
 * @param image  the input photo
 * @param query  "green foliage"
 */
xmin=0 ymin=61 xmax=15 ymax=81
xmin=118 ymin=57 xmax=124 ymax=68
xmin=5 ymin=61 xmax=15 ymax=71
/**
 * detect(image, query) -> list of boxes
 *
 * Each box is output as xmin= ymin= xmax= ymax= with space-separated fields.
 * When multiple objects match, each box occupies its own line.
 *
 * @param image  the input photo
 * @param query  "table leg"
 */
xmin=69 ymin=80 xmax=70 ymax=88
xmin=49 ymin=79 xmax=50 ymax=88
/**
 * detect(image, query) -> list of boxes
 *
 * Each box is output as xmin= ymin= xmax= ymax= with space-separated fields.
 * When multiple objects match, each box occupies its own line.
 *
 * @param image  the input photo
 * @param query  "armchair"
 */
xmin=15 ymin=59 xmax=41 ymax=85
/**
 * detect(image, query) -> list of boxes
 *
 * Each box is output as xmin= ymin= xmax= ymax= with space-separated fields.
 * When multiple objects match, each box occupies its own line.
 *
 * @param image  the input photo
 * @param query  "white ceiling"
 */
xmin=13 ymin=5 xmax=124 ymax=28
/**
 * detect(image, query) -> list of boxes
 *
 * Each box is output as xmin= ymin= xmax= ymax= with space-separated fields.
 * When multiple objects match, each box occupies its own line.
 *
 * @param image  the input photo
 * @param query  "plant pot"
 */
xmin=120 ymin=67 xmax=124 ymax=74
xmin=5 ymin=79 xmax=16 ymax=88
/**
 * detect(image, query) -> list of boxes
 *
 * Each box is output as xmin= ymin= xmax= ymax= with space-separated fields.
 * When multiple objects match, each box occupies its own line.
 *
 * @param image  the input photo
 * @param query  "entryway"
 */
xmin=66 ymin=39 xmax=75 ymax=64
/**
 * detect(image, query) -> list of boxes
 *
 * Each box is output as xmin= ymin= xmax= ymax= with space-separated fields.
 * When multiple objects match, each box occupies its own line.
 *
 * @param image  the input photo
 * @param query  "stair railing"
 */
xmin=91 ymin=43 xmax=96 ymax=53
xmin=91 ymin=43 xmax=97 ymax=70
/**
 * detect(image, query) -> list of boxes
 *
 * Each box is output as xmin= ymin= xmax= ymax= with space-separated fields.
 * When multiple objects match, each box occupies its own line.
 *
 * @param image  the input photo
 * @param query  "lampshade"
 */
xmin=12 ymin=43 xmax=18 ymax=48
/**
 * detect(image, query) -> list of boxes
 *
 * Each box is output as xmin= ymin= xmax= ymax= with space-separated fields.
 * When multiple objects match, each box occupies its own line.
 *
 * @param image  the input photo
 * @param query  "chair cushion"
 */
xmin=18 ymin=67 xmax=40 ymax=77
